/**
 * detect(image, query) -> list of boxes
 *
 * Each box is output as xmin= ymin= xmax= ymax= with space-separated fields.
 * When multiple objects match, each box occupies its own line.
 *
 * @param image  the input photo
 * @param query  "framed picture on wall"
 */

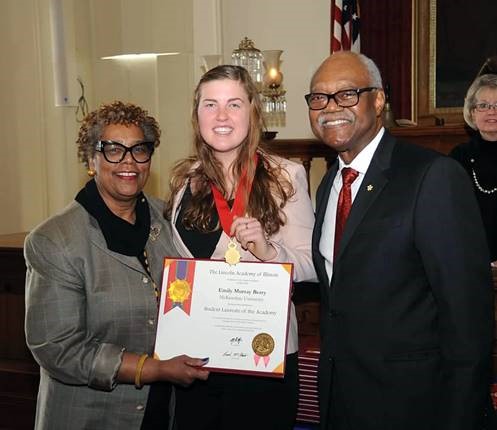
xmin=415 ymin=0 xmax=496 ymax=125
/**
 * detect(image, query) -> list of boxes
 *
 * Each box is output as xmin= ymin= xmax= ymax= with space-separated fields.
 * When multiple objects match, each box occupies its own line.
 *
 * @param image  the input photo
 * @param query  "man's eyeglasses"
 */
xmin=474 ymin=102 xmax=497 ymax=112
xmin=305 ymin=87 xmax=377 ymax=110
xmin=95 ymin=140 xmax=155 ymax=163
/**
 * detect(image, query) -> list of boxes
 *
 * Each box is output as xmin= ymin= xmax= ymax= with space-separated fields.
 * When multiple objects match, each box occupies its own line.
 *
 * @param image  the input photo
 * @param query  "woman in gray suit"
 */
xmin=24 ymin=101 xmax=209 ymax=430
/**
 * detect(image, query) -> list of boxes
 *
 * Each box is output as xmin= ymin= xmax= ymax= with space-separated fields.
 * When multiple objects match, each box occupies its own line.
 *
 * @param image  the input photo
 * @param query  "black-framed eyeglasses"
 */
xmin=305 ymin=87 xmax=377 ymax=110
xmin=473 ymin=102 xmax=497 ymax=112
xmin=95 ymin=140 xmax=155 ymax=163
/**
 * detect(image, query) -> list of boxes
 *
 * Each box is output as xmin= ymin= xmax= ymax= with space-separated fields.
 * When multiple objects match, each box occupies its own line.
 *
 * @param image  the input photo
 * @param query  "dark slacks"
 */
xmin=325 ymin=364 xmax=351 ymax=430
xmin=175 ymin=352 xmax=299 ymax=430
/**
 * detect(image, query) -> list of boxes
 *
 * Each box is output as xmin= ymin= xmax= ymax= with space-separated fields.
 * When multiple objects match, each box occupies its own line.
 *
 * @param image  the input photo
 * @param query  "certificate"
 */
xmin=154 ymin=258 xmax=293 ymax=378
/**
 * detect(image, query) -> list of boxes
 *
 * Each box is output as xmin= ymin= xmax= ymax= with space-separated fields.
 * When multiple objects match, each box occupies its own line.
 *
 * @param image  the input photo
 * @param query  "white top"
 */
xmin=319 ymin=127 xmax=385 ymax=281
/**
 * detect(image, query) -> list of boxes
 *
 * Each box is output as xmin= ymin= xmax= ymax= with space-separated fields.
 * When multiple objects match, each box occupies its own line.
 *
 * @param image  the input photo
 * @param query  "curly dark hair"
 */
xmin=76 ymin=101 xmax=161 ymax=168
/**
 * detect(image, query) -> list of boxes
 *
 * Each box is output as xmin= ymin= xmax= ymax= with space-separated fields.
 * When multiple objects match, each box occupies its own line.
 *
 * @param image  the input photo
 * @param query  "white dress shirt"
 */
xmin=319 ymin=127 xmax=385 ymax=282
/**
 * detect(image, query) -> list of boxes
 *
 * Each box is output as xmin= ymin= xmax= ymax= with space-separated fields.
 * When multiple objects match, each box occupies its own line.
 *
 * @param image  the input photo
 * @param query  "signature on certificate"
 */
xmin=223 ymin=351 xmax=248 ymax=358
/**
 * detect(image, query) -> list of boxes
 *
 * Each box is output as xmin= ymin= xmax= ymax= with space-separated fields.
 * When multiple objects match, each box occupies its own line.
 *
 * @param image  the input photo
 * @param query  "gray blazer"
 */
xmin=24 ymin=196 xmax=178 ymax=430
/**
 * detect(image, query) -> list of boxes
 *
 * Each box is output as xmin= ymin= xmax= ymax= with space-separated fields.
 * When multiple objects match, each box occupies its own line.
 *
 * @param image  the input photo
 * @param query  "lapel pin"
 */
xmin=149 ymin=224 xmax=161 ymax=241
xmin=367 ymin=184 xmax=374 ymax=192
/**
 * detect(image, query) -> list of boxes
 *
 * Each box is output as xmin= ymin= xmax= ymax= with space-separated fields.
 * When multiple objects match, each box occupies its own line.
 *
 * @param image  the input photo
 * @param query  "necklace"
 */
xmin=471 ymin=168 xmax=497 ymax=194
xmin=211 ymin=155 xmax=257 ymax=266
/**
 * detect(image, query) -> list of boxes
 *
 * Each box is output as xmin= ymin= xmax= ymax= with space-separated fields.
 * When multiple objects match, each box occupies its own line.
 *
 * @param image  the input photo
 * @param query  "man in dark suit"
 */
xmin=308 ymin=51 xmax=495 ymax=429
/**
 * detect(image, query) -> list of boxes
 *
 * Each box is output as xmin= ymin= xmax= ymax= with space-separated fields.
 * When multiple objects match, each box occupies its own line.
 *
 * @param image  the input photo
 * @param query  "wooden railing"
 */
xmin=263 ymin=124 xmax=473 ymax=187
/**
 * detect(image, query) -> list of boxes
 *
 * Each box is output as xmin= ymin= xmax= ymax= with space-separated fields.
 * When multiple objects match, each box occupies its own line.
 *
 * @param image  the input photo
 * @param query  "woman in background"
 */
xmin=450 ymin=72 xmax=497 ymax=263
xmin=450 ymin=58 xmax=497 ymax=428
xmin=165 ymin=65 xmax=316 ymax=429
xmin=25 ymin=101 xmax=208 ymax=430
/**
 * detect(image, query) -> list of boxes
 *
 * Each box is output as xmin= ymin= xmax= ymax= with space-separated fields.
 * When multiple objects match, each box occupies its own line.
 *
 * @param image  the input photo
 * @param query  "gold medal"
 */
xmin=252 ymin=333 xmax=275 ymax=357
xmin=168 ymin=278 xmax=191 ymax=303
xmin=212 ymin=161 xmax=256 ymax=267
xmin=225 ymin=239 xmax=241 ymax=266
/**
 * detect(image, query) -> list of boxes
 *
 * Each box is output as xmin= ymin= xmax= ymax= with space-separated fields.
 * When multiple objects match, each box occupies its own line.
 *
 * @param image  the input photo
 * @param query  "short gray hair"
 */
xmin=464 ymin=74 xmax=497 ymax=129
xmin=357 ymin=53 xmax=383 ymax=88
xmin=311 ymin=52 xmax=384 ymax=90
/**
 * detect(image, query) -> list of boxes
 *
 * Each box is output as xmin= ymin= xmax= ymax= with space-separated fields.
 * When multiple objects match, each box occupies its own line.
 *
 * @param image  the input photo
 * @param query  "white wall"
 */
xmin=220 ymin=0 xmax=329 ymax=139
xmin=0 ymin=0 xmax=330 ymax=234
xmin=0 ymin=0 xmax=83 ymax=234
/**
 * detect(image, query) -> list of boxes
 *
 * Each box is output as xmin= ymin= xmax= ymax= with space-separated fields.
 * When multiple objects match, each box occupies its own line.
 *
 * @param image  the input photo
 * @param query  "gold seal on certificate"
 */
xmin=168 ymin=279 xmax=191 ymax=302
xmin=156 ymin=259 xmax=292 ymax=377
xmin=225 ymin=239 xmax=241 ymax=266
xmin=252 ymin=333 xmax=275 ymax=357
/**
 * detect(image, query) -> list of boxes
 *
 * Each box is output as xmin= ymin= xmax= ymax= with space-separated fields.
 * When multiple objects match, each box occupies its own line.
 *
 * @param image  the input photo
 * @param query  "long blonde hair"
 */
xmin=165 ymin=65 xmax=294 ymax=235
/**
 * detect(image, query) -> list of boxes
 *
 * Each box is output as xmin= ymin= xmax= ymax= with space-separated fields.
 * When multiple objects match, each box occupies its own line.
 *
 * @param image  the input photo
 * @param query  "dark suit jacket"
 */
xmin=312 ymin=132 xmax=495 ymax=430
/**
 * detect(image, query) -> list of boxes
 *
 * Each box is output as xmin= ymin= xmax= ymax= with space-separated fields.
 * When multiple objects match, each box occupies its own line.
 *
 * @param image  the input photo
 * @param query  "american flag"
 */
xmin=331 ymin=0 xmax=361 ymax=53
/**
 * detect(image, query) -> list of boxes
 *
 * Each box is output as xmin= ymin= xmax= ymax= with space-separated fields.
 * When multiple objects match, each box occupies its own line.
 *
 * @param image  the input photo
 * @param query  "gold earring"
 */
xmin=87 ymin=168 xmax=96 ymax=177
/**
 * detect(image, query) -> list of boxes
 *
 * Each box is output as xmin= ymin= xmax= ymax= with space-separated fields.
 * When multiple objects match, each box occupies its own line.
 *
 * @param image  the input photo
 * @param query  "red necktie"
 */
xmin=334 ymin=167 xmax=359 ymax=260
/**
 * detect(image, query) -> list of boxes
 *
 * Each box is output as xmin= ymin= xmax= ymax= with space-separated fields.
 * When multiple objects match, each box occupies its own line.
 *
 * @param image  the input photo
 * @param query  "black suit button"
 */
xmin=329 ymin=309 xmax=337 ymax=317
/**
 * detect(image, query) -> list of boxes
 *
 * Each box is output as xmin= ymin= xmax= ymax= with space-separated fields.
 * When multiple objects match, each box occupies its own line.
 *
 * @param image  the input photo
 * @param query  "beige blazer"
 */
xmin=170 ymin=156 xmax=317 ymax=353
xmin=24 ymin=196 xmax=177 ymax=430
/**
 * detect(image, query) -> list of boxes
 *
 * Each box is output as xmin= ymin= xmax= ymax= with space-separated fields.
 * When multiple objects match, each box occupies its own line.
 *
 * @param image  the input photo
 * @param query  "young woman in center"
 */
xmin=165 ymin=65 xmax=316 ymax=429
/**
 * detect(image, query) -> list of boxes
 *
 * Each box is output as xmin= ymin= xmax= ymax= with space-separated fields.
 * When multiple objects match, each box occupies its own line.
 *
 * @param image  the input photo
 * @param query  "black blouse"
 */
xmin=450 ymin=134 xmax=497 ymax=260
xmin=175 ymin=184 xmax=224 ymax=258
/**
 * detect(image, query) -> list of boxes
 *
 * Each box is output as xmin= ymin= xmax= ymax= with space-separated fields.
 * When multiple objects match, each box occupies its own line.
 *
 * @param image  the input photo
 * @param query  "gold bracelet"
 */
xmin=134 ymin=353 xmax=149 ymax=389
